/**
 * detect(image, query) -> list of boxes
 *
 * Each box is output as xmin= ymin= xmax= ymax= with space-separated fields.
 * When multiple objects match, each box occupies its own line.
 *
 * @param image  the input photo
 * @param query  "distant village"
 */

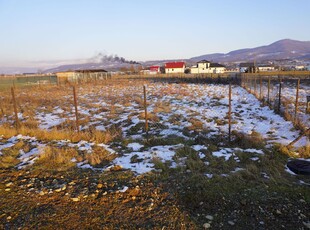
xmin=140 ymin=60 xmax=310 ymax=75
xmin=1 ymin=59 xmax=310 ymax=82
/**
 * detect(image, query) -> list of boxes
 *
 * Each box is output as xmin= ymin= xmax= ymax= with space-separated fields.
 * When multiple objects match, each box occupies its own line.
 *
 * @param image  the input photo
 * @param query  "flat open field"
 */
xmin=0 ymin=77 xmax=309 ymax=229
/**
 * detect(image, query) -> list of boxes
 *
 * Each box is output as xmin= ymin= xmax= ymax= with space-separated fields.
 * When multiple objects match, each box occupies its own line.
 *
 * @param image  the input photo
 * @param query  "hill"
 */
xmin=190 ymin=39 xmax=310 ymax=63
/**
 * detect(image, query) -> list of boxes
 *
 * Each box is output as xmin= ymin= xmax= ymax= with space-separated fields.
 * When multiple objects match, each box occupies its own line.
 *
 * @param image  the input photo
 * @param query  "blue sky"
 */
xmin=0 ymin=0 xmax=309 ymax=67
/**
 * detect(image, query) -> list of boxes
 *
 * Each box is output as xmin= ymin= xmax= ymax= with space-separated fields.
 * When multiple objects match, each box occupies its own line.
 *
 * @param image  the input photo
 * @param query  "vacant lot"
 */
xmin=0 ymin=77 xmax=309 ymax=229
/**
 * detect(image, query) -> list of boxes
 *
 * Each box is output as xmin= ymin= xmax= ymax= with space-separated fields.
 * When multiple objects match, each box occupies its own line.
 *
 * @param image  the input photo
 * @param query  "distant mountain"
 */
xmin=190 ymin=39 xmax=310 ymax=63
xmin=2 ymin=39 xmax=309 ymax=74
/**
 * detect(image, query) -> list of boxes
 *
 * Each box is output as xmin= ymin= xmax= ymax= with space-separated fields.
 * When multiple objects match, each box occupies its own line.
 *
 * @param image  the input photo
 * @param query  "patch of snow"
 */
xmin=128 ymin=143 xmax=144 ymax=151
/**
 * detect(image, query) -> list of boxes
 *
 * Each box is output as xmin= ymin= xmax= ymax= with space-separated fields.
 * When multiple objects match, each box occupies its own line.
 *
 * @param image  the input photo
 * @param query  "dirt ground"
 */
xmin=1 ymin=167 xmax=309 ymax=230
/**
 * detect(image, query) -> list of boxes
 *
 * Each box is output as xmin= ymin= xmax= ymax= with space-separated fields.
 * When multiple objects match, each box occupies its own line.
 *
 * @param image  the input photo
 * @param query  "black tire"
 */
xmin=287 ymin=160 xmax=310 ymax=175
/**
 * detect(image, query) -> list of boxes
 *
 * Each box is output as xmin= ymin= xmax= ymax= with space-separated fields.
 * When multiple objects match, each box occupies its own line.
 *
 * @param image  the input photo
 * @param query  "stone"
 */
xmin=203 ymin=223 xmax=211 ymax=229
xmin=276 ymin=210 xmax=282 ymax=215
xmin=228 ymin=221 xmax=235 ymax=226
xmin=39 ymin=191 xmax=45 ymax=196
xmin=97 ymin=183 xmax=103 ymax=189
xmin=55 ymin=188 xmax=62 ymax=192
xmin=61 ymin=185 xmax=67 ymax=191
xmin=5 ymin=182 xmax=13 ymax=187
xmin=5 ymin=188 xmax=11 ymax=192
xmin=129 ymin=186 xmax=141 ymax=196
xmin=71 ymin=197 xmax=80 ymax=202
xmin=240 ymin=199 xmax=247 ymax=205
xmin=303 ymin=221 xmax=310 ymax=229
xmin=205 ymin=215 xmax=214 ymax=221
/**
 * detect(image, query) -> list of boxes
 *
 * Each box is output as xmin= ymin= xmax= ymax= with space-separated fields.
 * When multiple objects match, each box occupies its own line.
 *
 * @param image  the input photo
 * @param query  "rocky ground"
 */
xmin=1 ymin=166 xmax=309 ymax=229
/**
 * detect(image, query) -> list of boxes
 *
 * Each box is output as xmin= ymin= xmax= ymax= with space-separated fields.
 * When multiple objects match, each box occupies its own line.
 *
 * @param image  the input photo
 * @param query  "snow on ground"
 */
xmin=0 ymin=82 xmax=309 ymax=176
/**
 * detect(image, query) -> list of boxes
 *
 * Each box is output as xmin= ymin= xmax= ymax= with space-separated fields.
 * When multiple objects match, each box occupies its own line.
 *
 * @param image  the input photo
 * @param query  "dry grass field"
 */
xmin=0 ymin=76 xmax=309 ymax=229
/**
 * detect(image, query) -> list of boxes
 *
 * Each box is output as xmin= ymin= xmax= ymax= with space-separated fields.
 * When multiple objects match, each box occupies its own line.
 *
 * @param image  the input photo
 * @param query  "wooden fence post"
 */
xmin=278 ymin=77 xmax=282 ymax=113
xmin=143 ymin=85 xmax=149 ymax=139
xmin=294 ymin=79 xmax=300 ymax=123
xmin=228 ymin=83 xmax=232 ymax=142
xmin=73 ymin=86 xmax=79 ymax=132
xmin=11 ymin=87 xmax=20 ymax=130
xmin=259 ymin=76 xmax=262 ymax=100
xmin=267 ymin=77 xmax=271 ymax=105
xmin=254 ymin=77 xmax=257 ymax=97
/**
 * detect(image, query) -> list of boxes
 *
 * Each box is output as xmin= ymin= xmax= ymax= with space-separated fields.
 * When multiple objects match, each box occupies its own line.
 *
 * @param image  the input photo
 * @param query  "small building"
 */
xmin=56 ymin=69 xmax=108 ymax=82
xmin=209 ymin=63 xmax=226 ymax=73
xmin=190 ymin=60 xmax=225 ymax=74
xmin=149 ymin=66 xmax=161 ymax=74
xmin=295 ymin=65 xmax=305 ymax=70
xmin=165 ymin=62 xmax=185 ymax=74
xmin=257 ymin=64 xmax=275 ymax=72
xmin=190 ymin=60 xmax=210 ymax=74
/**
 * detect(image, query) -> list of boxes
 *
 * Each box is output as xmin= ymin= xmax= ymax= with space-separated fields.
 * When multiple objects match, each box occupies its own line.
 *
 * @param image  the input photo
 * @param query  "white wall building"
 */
xmin=191 ymin=60 xmax=225 ymax=74
xmin=165 ymin=62 xmax=185 ymax=74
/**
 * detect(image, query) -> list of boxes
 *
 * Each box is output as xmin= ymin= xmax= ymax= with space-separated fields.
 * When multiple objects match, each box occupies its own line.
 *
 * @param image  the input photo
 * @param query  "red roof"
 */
xmin=150 ymin=66 xmax=160 ymax=71
xmin=165 ymin=62 xmax=185 ymax=69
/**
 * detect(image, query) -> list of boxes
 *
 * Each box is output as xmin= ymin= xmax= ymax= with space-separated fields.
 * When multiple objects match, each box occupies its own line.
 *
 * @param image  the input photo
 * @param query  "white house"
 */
xmin=165 ymin=62 xmax=185 ymax=74
xmin=191 ymin=60 xmax=225 ymax=74
xmin=149 ymin=66 xmax=161 ymax=74
xmin=209 ymin=63 xmax=226 ymax=73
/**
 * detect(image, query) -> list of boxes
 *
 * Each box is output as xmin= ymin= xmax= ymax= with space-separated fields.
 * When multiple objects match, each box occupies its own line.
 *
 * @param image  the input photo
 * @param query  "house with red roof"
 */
xmin=165 ymin=62 xmax=185 ymax=74
xmin=149 ymin=65 xmax=161 ymax=74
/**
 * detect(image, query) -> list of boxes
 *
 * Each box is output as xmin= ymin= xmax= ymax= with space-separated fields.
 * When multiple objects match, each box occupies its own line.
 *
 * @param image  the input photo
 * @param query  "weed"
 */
xmin=34 ymin=146 xmax=78 ymax=171
xmin=85 ymin=146 xmax=116 ymax=167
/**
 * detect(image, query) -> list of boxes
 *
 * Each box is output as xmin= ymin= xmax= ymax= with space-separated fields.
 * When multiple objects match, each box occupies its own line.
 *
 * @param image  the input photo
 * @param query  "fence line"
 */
xmin=1 ymin=76 xmax=309 ymax=146
xmin=241 ymin=75 xmax=310 ymax=133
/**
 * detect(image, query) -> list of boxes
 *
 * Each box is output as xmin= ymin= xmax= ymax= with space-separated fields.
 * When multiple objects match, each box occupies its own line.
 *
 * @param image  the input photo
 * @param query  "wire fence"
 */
xmin=241 ymin=75 xmax=310 ymax=131
xmin=0 ymin=76 xmax=309 ymax=147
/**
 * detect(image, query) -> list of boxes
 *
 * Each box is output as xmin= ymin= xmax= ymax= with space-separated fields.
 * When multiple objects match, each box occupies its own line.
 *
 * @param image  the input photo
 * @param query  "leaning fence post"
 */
xmin=143 ymin=85 xmax=149 ymax=139
xmin=73 ymin=86 xmax=79 ymax=132
xmin=228 ymin=83 xmax=232 ymax=142
xmin=294 ymin=79 xmax=300 ymax=123
xmin=11 ymin=86 xmax=20 ymax=130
